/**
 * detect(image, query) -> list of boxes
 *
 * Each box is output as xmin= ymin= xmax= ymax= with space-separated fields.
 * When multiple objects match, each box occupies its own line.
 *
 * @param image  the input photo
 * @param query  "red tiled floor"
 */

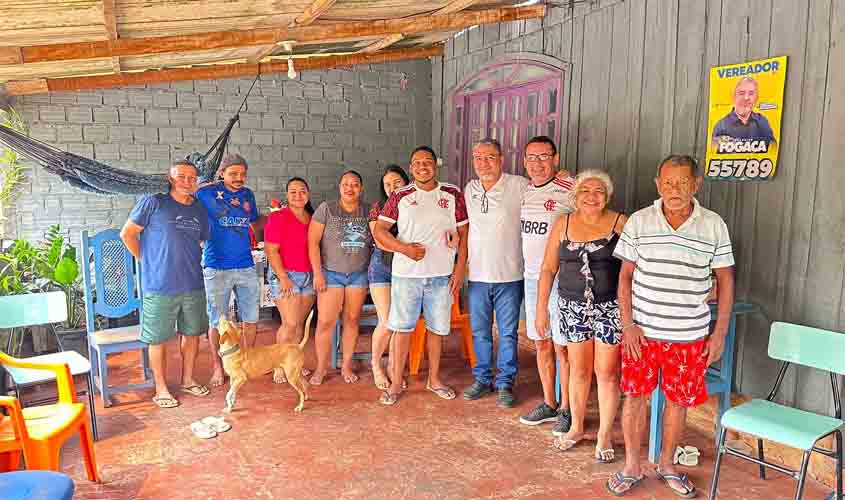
xmin=53 ymin=320 xmax=830 ymax=499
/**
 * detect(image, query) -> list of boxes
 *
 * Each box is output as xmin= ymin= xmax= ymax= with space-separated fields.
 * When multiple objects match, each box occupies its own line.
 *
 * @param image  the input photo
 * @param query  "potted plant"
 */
xmin=0 ymin=225 xmax=86 ymax=355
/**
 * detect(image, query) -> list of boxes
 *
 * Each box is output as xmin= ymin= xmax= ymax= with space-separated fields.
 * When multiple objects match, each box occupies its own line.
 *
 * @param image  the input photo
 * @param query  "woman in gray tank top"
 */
xmin=307 ymin=170 xmax=373 ymax=386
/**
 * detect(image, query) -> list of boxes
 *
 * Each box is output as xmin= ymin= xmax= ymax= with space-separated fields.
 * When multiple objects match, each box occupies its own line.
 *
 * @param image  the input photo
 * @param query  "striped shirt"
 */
xmin=613 ymin=198 xmax=734 ymax=342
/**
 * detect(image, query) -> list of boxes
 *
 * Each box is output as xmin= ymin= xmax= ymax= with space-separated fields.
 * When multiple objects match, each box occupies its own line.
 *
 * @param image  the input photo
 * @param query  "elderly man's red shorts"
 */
xmin=620 ymin=338 xmax=709 ymax=408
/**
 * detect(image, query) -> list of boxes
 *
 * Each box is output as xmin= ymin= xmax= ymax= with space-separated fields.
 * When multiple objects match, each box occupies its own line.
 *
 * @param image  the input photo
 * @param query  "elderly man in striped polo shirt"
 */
xmin=606 ymin=155 xmax=735 ymax=498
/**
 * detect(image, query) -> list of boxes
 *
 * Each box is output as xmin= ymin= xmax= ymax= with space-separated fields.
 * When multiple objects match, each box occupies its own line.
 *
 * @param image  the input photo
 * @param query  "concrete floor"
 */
xmin=53 ymin=320 xmax=830 ymax=500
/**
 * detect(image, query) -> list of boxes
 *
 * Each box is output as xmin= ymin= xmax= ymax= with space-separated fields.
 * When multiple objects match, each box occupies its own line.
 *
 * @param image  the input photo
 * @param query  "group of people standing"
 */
xmin=121 ymin=135 xmax=735 ymax=498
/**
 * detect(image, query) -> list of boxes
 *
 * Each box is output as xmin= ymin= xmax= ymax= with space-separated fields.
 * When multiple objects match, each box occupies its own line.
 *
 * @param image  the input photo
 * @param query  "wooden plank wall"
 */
xmin=433 ymin=0 xmax=845 ymax=413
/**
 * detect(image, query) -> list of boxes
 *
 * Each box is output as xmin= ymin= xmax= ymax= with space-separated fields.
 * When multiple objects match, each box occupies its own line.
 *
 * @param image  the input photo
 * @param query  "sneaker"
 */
xmin=497 ymin=387 xmax=516 ymax=408
xmin=552 ymin=408 xmax=572 ymax=436
xmin=463 ymin=380 xmax=494 ymax=400
xmin=519 ymin=402 xmax=559 ymax=425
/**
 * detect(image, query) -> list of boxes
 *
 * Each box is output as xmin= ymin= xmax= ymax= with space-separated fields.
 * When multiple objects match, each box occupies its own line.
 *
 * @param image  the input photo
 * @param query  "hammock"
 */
xmin=0 ymin=77 xmax=258 ymax=196
xmin=0 ymin=115 xmax=239 ymax=195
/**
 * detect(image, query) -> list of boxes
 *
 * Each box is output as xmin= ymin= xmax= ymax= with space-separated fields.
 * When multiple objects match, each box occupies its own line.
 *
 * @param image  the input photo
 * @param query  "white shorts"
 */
xmin=524 ymin=276 xmax=566 ymax=345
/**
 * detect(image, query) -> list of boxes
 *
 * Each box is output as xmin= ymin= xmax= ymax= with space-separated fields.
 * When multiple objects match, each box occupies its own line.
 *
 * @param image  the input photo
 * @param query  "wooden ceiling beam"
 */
xmin=292 ymin=0 xmax=338 ymax=27
xmin=3 ymin=45 xmax=444 ymax=96
xmin=102 ymin=0 xmax=121 ymax=74
xmin=435 ymin=0 xmax=483 ymax=15
xmin=14 ymin=5 xmax=543 ymax=63
xmin=359 ymin=34 xmax=405 ymax=54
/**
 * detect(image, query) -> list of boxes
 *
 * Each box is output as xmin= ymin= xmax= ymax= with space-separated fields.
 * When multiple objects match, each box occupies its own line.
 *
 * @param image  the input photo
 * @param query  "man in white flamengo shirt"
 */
xmin=517 ymin=136 xmax=576 ymax=436
xmin=373 ymin=146 xmax=469 ymax=406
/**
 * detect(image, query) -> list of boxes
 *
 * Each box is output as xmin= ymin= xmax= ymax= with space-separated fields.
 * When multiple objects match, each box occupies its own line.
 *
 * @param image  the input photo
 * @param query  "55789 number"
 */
xmin=707 ymin=159 xmax=774 ymax=179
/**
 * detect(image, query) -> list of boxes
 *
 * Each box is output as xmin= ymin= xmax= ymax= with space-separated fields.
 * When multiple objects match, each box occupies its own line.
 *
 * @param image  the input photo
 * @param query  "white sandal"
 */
xmin=190 ymin=421 xmax=217 ymax=439
xmin=673 ymin=445 xmax=701 ymax=466
xmin=201 ymin=416 xmax=231 ymax=433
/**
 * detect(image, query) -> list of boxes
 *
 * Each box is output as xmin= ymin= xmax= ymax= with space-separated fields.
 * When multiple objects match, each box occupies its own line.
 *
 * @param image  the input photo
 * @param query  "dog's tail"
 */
xmin=299 ymin=308 xmax=314 ymax=350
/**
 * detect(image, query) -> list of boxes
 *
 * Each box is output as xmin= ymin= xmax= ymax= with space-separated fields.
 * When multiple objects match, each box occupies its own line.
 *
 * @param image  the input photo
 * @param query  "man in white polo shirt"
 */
xmin=462 ymin=138 xmax=529 ymax=408
xmin=607 ymin=155 xmax=735 ymax=497
xmin=374 ymin=146 xmax=469 ymax=406
xmin=518 ymin=136 xmax=576 ymax=434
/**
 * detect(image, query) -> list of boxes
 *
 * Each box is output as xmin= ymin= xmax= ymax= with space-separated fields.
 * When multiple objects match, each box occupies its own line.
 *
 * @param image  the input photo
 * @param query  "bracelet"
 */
xmin=621 ymin=322 xmax=637 ymax=331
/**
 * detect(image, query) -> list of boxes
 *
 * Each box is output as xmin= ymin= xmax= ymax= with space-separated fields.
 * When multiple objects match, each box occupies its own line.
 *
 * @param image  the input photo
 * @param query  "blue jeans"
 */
xmin=203 ymin=266 xmax=260 ymax=328
xmin=468 ymin=280 xmax=524 ymax=389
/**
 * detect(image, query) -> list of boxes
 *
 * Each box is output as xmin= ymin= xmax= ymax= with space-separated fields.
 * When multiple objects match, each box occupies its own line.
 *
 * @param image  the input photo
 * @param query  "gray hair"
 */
xmin=734 ymin=76 xmax=759 ymax=95
xmin=656 ymin=154 xmax=700 ymax=178
xmin=473 ymin=137 xmax=502 ymax=155
xmin=569 ymin=169 xmax=614 ymax=206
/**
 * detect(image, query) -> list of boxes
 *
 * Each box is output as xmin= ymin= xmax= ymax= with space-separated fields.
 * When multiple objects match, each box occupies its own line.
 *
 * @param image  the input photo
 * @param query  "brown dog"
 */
xmin=217 ymin=311 xmax=312 ymax=413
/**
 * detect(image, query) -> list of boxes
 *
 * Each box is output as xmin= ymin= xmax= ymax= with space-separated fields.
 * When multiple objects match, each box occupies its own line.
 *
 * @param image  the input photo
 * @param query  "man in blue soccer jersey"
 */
xmin=195 ymin=153 xmax=261 ymax=388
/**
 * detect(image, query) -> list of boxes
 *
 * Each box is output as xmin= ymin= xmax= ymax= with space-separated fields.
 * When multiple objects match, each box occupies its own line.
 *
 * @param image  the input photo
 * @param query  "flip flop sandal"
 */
xmin=426 ymin=383 xmax=456 ymax=400
xmin=343 ymin=372 xmax=360 ymax=384
xmin=379 ymin=391 xmax=400 ymax=406
xmin=301 ymin=368 xmax=312 ymax=377
xmin=606 ymin=472 xmax=645 ymax=497
xmin=373 ymin=370 xmax=390 ymax=390
xmin=673 ymin=446 xmax=701 ymax=467
xmin=190 ymin=421 xmax=217 ymax=439
xmin=201 ymin=416 xmax=231 ymax=433
xmin=552 ymin=437 xmax=580 ymax=452
xmin=656 ymin=470 xmax=697 ymax=498
xmin=152 ymin=395 xmax=179 ymax=408
xmin=181 ymin=384 xmax=210 ymax=397
xmin=595 ymin=446 xmax=616 ymax=464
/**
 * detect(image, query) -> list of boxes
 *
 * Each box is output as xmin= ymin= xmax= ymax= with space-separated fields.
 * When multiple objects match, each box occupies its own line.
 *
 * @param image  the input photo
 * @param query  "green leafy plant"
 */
xmin=0 ymin=225 xmax=85 ymax=329
xmin=0 ymin=108 xmax=29 ymax=239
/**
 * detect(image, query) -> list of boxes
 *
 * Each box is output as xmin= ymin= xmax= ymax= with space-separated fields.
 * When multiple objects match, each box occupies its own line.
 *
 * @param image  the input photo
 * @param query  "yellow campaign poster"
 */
xmin=705 ymin=56 xmax=787 ymax=181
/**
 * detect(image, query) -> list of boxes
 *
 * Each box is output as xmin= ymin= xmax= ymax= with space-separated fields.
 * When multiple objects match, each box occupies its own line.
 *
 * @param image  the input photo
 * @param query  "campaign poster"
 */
xmin=705 ymin=56 xmax=787 ymax=181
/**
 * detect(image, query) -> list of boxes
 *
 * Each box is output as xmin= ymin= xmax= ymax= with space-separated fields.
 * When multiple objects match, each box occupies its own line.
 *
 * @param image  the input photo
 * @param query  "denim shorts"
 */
xmin=268 ymin=269 xmax=314 ymax=299
xmin=367 ymin=249 xmax=392 ymax=288
xmin=323 ymin=267 xmax=368 ymax=289
xmin=387 ymin=276 xmax=452 ymax=336
xmin=139 ymin=291 xmax=208 ymax=345
xmin=203 ymin=266 xmax=260 ymax=328
xmin=524 ymin=276 xmax=566 ymax=345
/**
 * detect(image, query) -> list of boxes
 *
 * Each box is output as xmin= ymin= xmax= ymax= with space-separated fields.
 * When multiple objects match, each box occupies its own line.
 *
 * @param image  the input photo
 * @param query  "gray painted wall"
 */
xmin=433 ymin=0 xmax=845 ymax=414
xmin=6 ymin=60 xmax=432 ymax=246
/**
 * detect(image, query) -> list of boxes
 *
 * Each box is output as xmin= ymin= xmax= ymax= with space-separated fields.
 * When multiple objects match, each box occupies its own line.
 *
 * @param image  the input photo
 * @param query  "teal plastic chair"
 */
xmin=81 ymin=229 xmax=154 ymax=407
xmin=0 ymin=291 xmax=99 ymax=440
xmin=709 ymin=322 xmax=844 ymax=500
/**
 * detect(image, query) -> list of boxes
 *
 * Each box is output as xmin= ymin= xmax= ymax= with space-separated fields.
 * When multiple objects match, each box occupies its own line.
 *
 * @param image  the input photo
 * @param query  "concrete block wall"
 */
xmin=7 ymin=60 xmax=432 ymax=244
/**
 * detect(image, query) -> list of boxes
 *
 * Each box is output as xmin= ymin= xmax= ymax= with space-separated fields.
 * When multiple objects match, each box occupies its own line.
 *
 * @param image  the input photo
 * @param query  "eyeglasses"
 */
xmin=480 ymin=191 xmax=489 ymax=214
xmin=525 ymin=153 xmax=553 ymax=162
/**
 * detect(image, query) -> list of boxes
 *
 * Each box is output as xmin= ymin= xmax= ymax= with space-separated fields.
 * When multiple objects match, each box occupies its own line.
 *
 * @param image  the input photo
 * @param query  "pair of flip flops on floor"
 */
xmin=552 ymin=437 xmax=616 ymax=464
xmin=152 ymin=384 xmax=210 ymax=408
xmin=379 ymin=380 xmax=455 ymax=405
xmin=606 ymin=469 xmax=697 ymax=498
xmin=190 ymin=416 xmax=232 ymax=439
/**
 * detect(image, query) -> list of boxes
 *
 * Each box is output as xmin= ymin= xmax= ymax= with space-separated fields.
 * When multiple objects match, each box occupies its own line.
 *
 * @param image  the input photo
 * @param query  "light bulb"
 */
xmin=287 ymin=59 xmax=298 ymax=79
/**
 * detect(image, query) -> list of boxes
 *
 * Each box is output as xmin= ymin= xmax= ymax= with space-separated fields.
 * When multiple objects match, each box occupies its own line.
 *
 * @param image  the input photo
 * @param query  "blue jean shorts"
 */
xmin=524 ymin=276 xmax=566 ymax=345
xmin=387 ymin=276 xmax=452 ymax=336
xmin=203 ymin=266 xmax=260 ymax=328
xmin=323 ymin=267 xmax=368 ymax=289
xmin=367 ymin=249 xmax=392 ymax=288
xmin=268 ymin=269 xmax=314 ymax=299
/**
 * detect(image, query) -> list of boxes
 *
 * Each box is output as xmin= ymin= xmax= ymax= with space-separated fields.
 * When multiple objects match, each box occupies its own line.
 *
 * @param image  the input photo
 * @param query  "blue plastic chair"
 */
xmin=81 ymin=229 xmax=153 ymax=407
xmin=0 ymin=291 xmax=99 ymax=441
xmin=331 ymin=304 xmax=379 ymax=369
xmin=647 ymin=302 xmax=757 ymax=463
xmin=0 ymin=470 xmax=75 ymax=500
xmin=709 ymin=322 xmax=844 ymax=500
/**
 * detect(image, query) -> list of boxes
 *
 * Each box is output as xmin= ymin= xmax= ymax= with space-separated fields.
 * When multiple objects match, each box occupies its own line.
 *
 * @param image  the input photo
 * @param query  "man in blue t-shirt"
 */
xmin=194 ymin=153 xmax=261 ymax=387
xmin=120 ymin=160 xmax=211 ymax=409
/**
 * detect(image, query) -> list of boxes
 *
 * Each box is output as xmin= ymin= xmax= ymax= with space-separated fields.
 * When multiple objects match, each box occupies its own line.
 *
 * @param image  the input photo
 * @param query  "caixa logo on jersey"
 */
xmin=521 ymin=220 xmax=549 ymax=235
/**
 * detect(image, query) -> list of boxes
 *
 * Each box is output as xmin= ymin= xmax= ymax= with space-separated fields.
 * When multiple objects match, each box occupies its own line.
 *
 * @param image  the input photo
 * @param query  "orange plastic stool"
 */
xmin=409 ymin=289 xmax=476 ymax=375
xmin=0 ymin=353 xmax=99 ymax=482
